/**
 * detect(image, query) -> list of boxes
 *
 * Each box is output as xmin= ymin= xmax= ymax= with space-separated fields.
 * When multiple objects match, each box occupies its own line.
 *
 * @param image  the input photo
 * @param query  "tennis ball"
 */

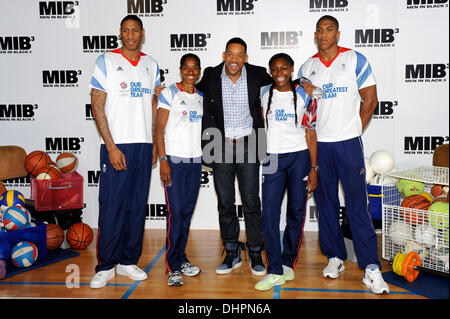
xmin=428 ymin=202 xmax=449 ymax=229
xmin=397 ymin=179 xmax=424 ymax=198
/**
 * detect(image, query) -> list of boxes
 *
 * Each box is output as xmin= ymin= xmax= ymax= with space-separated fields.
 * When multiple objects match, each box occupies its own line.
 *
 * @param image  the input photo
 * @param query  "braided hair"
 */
xmin=266 ymin=53 xmax=297 ymax=128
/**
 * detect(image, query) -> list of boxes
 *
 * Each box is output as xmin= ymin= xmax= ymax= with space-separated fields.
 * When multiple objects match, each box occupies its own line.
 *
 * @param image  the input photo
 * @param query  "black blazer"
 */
xmin=196 ymin=62 xmax=273 ymax=166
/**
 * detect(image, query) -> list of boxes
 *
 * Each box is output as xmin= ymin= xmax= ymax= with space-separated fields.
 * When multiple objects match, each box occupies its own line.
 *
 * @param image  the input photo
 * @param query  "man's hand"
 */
xmin=152 ymin=147 xmax=157 ymax=165
xmin=307 ymin=169 xmax=318 ymax=195
xmin=300 ymin=82 xmax=323 ymax=99
xmin=155 ymin=85 xmax=166 ymax=98
xmin=109 ymin=146 xmax=127 ymax=171
xmin=159 ymin=160 xmax=171 ymax=185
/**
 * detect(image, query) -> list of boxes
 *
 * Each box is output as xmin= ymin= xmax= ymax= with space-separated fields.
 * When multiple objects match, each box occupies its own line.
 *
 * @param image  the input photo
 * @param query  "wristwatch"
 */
xmin=311 ymin=165 xmax=319 ymax=171
xmin=159 ymin=156 xmax=168 ymax=162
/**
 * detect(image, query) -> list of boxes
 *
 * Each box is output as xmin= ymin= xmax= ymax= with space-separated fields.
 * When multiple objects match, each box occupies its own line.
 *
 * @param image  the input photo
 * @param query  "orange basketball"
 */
xmin=25 ymin=151 xmax=51 ymax=176
xmin=431 ymin=185 xmax=445 ymax=198
xmin=401 ymin=195 xmax=430 ymax=225
xmin=66 ymin=222 xmax=93 ymax=250
xmin=35 ymin=166 xmax=62 ymax=180
xmin=46 ymin=223 xmax=64 ymax=250
xmin=56 ymin=152 xmax=78 ymax=174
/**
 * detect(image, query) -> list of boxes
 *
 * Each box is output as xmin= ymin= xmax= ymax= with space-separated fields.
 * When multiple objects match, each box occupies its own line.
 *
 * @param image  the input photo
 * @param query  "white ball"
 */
xmin=388 ymin=221 xmax=413 ymax=246
xmin=364 ymin=157 xmax=375 ymax=184
xmin=404 ymin=240 xmax=427 ymax=261
xmin=369 ymin=150 xmax=395 ymax=175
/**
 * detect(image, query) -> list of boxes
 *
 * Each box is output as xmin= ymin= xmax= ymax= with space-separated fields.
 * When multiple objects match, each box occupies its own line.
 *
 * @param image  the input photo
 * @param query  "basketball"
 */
xmin=46 ymin=223 xmax=64 ymax=250
xmin=0 ymin=190 xmax=25 ymax=212
xmin=56 ymin=152 xmax=78 ymax=174
xmin=400 ymin=195 xmax=430 ymax=225
xmin=2 ymin=205 xmax=31 ymax=231
xmin=25 ymin=150 xmax=51 ymax=176
xmin=11 ymin=241 xmax=38 ymax=268
xmin=369 ymin=150 xmax=395 ymax=175
xmin=35 ymin=165 xmax=62 ymax=180
xmin=66 ymin=222 xmax=93 ymax=250
xmin=431 ymin=184 xmax=445 ymax=198
xmin=432 ymin=193 xmax=448 ymax=204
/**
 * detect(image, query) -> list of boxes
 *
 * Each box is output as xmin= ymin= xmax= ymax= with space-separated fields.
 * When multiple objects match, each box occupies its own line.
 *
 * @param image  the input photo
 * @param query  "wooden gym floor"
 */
xmin=0 ymin=229 xmax=427 ymax=300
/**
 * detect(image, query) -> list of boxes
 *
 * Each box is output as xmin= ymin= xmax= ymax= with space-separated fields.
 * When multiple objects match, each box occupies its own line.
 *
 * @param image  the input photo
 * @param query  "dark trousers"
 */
xmin=212 ymin=140 xmax=264 ymax=249
xmin=262 ymin=150 xmax=310 ymax=275
xmin=314 ymin=137 xmax=381 ymax=270
xmin=164 ymin=156 xmax=202 ymax=273
xmin=95 ymin=143 xmax=153 ymax=273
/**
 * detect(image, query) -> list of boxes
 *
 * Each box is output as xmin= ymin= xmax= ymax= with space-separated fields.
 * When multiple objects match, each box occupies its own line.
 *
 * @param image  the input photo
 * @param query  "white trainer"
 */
xmin=323 ymin=257 xmax=345 ymax=278
xmin=116 ymin=264 xmax=148 ymax=281
xmin=363 ymin=265 xmax=390 ymax=294
xmin=89 ymin=268 xmax=115 ymax=288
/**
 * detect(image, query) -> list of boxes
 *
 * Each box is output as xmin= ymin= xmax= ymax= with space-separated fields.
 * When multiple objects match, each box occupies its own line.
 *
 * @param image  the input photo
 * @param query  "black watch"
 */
xmin=311 ymin=165 xmax=319 ymax=171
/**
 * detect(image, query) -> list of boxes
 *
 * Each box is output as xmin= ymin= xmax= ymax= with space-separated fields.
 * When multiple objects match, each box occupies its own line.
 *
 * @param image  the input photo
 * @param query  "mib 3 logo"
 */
xmin=82 ymin=35 xmax=119 ymax=53
xmin=0 ymin=104 xmax=38 ymax=122
xmin=406 ymin=0 xmax=448 ymax=9
xmin=170 ymin=34 xmax=211 ymax=52
xmin=146 ymin=204 xmax=167 ymax=220
xmin=200 ymin=170 xmax=213 ymax=188
xmin=0 ymin=36 xmax=35 ymax=54
xmin=42 ymin=70 xmax=81 ymax=87
xmin=159 ymin=68 xmax=169 ymax=84
xmin=87 ymin=170 xmax=100 ymax=187
xmin=85 ymin=104 xmax=94 ymax=121
xmin=39 ymin=1 xmax=79 ymax=19
xmin=127 ymin=0 xmax=166 ymax=17
xmin=405 ymin=63 xmax=448 ymax=83
xmin=404 ymin=136 xmax=449 ymax=155
xmin=261 ymin=31 xmax=302 ymax=50
xmin=217 ymin=0 xmax=258 ymax=15
xmin=45 ymin=137 xmax=85 ymax=155
xmin=309 ymin=0 xmax=349 ymax=12
xmin=2 ymin=176 xmax=31 ymax=188
xmin=355 ymin=28 xmax=399 ymax=48
xmin=372 ymin=101 xmax=397 ymax=120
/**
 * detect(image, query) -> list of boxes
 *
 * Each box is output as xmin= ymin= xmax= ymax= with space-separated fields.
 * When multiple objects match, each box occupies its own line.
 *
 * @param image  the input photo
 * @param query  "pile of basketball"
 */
xmin=395 ymin=181 xmax=449 ymax=249
xmin=25 ymin=150 xmax=79 ymax=180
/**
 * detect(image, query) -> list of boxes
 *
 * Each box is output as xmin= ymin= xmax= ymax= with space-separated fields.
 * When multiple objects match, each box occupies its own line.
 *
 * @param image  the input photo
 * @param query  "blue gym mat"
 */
xmin=2 ymin=248 xmax=80 ymax=279
xmin=383 ymin=271 xmax=449 ymax=299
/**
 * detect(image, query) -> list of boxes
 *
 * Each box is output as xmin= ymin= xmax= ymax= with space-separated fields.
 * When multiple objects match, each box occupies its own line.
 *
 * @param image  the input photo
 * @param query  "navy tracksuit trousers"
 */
xmin=314 ymin=137 xmax=381 ymax=270
xmin=95 ymin=143 xmax=153 ymax=273
xmin=262 ymin=150 xmax=310 ymax=275
xmin=164 ymin=156 xmax=202 ymax=273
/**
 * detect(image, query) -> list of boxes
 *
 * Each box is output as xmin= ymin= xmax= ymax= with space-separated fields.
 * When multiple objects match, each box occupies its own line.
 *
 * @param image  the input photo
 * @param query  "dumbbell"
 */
xmin=391 ymin=251 xmax=449 ymax=282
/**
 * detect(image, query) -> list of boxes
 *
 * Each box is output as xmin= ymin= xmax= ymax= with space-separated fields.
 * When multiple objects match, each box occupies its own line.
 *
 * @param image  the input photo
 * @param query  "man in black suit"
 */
xmin=196 ymin=38 xmax=273 ymax=276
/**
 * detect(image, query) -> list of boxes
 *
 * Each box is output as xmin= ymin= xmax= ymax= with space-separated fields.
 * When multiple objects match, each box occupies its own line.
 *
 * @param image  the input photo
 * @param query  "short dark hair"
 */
xmin=225 ymin=37 xmax=247 ymax=53
xmin=269 ymin=53 xmax=294 ymax=68
xmin=121 ymin=15 xmax=143 ymax=29
xmin=180 ymin=53 xmax=201 ymax=68
xmin=316 ymin=15 xmax=339 ymax=30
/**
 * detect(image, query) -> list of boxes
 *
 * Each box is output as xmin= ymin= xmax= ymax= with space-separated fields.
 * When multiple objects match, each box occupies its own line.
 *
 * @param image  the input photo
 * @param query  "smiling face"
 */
xmin=180 ymin=56 xmax=201 ymax=86
xmin=222 ymin=42 xmax=248 ymax=79
xmin=269 ymin=57 xmax=294 ymax=91
xmin=314 ymin=18 xmax=340 ymax=51
xmin=120 ymin=19 xmax=144 ymax=52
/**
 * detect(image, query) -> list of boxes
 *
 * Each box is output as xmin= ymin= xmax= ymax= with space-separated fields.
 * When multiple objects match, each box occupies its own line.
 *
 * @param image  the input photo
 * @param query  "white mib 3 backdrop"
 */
xmin=0 ymin=0 xmax=448 ymax=232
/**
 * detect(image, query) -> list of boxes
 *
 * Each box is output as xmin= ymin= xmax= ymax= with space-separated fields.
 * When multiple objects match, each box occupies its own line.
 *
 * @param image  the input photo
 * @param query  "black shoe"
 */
xmin=248 ymin=246 xmax=266 ymax=276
